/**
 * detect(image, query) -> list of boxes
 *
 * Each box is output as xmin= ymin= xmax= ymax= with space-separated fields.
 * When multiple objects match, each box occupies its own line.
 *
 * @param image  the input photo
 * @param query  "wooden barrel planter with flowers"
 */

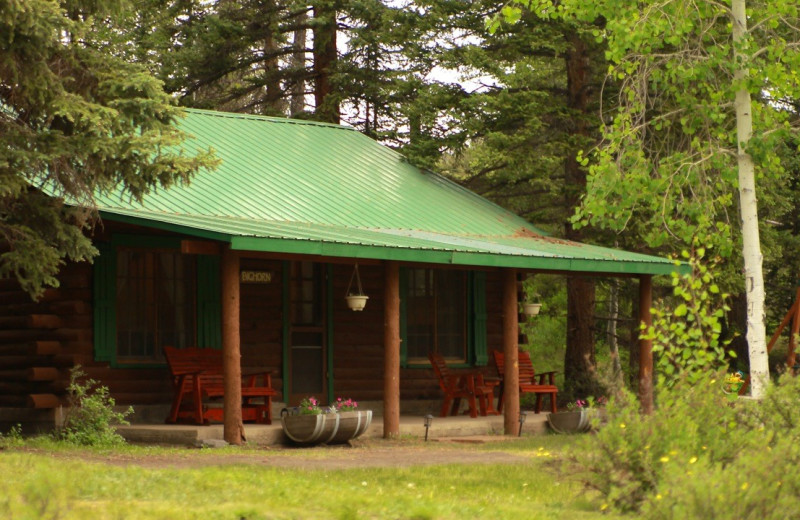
xmin=281 ymin=397 xmax=372 ymax=445
xmin=546 ymin=410 xmax=592 ymax=434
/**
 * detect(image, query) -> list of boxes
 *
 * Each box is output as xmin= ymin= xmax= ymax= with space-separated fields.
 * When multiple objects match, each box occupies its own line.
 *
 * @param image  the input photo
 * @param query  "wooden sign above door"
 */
xmin=240 ymin=270 xmax=273 ymax=284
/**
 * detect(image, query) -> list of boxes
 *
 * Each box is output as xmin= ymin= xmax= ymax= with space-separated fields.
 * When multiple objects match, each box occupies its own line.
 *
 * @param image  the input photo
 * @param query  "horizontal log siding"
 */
xmin=0 ymin=261 xmax=94 ymax=407
xmin=238 ymin=258 xmax=284 ymax=400
xmin=330 ymin=265 xmax=504 ymax=403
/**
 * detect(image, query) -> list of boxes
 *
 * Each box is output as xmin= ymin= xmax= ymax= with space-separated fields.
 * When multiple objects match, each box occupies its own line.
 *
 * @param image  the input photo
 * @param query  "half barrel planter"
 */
xmin=281 ymin=410 xmax=373 ymax=445
xmin=546 ymin=410 xmax=592 ymax=434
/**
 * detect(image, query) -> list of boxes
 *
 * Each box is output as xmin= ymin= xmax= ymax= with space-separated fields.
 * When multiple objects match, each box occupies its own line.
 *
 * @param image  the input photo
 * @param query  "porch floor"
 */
xmin=116 ymin=413 xmax=551 ymax=447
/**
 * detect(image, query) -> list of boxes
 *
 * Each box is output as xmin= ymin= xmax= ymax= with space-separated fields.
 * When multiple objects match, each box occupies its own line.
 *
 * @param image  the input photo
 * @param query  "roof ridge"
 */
xmin=181 ymin=107 xmax=358 ymax=132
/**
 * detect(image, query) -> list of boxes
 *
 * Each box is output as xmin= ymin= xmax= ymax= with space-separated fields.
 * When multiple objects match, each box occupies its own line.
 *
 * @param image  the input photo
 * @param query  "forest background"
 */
xmin=4 ymin=0 xmax=800 ymax=400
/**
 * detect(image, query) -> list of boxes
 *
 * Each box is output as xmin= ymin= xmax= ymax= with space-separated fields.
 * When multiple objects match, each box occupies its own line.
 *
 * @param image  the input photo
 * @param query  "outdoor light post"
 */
xmin=518 ymin=411 xmax=528 ymax=437
xmin=424 ymin=414 xmax=434 ymax=441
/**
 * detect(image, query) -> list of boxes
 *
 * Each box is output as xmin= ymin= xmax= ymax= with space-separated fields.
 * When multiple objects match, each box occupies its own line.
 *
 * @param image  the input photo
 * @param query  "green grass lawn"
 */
xmin=0 ymin=436 xmax=621 ymax=519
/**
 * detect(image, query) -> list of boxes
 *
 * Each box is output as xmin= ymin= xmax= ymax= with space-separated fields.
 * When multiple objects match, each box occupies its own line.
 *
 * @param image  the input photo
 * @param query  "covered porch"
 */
xmin=116 ymin=412 xmax=548 ymax=447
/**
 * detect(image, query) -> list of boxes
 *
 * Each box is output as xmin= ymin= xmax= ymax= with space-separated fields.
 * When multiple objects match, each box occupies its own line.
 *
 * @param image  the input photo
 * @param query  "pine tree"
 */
xmin=0 ymin=0 xmax=216 ymax=298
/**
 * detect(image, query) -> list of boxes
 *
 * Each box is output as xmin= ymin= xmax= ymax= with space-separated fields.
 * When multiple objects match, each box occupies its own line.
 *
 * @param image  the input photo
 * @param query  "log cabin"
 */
xmin=0 ymin=109 xmax=678 ymax=439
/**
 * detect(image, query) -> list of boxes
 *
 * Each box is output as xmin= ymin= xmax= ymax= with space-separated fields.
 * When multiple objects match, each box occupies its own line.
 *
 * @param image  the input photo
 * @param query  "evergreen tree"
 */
xmin=0 ymin=0 xmax=216 ymax=298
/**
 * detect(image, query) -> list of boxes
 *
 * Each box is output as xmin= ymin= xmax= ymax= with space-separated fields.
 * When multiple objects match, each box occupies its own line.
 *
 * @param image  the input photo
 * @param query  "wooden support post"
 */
xmin=503 ymin=268 xmax=520 ymax=435
xmin=788 ymin=287 xmax=800 ymax=368
xmin=383 ymin=261 xmax=401 ymax=439
xmin=638 ymin=275 xmax=654 ymax=414
xmin=222 ymin=246 xmax=244 ymax=445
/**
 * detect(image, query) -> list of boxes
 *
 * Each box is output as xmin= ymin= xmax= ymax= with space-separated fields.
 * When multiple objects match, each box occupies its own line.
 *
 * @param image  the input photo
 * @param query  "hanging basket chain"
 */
xmin=346 ymin=263 xmax=365 ymax=297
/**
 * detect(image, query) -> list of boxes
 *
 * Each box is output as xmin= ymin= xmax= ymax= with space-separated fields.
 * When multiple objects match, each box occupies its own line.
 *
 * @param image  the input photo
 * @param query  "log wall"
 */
xmin=0 ymin=223 xmax=509 ymax=415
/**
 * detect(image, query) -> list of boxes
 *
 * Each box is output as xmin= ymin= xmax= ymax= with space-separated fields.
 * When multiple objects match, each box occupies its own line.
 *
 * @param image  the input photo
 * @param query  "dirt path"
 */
xmin=17 ymin=439 xmax=534 ymax=471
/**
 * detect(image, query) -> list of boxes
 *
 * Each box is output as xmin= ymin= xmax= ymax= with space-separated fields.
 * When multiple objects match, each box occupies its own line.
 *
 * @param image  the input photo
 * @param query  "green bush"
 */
xmin=0 ymin=424 xmax=23 ymax=448
xmin=56 ymin=366 xmax=132 ymax=446
xmin=569 ymin=373 xmax=746 ymax=513
xmin=642 ymin=372 xmax=800 ymax=519
xmin=572 ymin=371 xmax=800 ymax=517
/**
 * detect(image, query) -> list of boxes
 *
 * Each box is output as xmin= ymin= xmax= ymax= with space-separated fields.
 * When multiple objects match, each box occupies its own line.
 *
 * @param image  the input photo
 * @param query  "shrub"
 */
xmin=56 ymin=366 xmax=132 ymax=446
xmin=642 ymin=372 xmax=800 ymax=519
xmin=0 ymin=424 xmax=23 ymax=448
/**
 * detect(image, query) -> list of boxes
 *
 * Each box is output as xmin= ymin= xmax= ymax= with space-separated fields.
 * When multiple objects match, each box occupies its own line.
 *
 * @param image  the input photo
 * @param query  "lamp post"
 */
xmin=518 ymin=411 xmax=528 ymax=437
xmin=424 ymin=414 xmax=434 ymax=441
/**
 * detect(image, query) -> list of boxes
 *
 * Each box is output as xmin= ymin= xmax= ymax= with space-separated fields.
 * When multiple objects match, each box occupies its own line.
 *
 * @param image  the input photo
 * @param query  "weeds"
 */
xmin=56 ymin=366 xmax=132 ymax=446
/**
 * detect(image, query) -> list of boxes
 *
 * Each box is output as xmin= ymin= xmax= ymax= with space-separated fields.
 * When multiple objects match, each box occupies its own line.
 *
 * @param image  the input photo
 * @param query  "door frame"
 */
xmin=281 ymin=261 xmax=334 ymax=405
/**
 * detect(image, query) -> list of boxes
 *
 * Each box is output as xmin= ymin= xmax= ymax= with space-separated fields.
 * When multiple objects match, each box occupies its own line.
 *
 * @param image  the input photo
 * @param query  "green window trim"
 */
xmin=399 ymin=268 xmax=487 ymax=368
xmin=92 ymin=236 xmax=222 ymax=367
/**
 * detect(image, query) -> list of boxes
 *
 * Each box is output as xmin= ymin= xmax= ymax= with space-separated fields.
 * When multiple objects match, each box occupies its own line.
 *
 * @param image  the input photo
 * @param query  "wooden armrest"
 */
xmin=536 ymin=371 xmax=558 ymax=385
xmin=243 ymin=370 xmax=275 ymax=387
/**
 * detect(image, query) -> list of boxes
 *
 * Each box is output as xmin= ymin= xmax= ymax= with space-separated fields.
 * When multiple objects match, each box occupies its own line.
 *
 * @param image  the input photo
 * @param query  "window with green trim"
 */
xmin=93 ymin=236 xmax=221 ymax=366
xmin=116 ymin=249 xmax=196 ymax=363
xmin=405 ymin=269 xmax=467 ymax=363
xmin=401 ymin=268 xmax=487 ymax=367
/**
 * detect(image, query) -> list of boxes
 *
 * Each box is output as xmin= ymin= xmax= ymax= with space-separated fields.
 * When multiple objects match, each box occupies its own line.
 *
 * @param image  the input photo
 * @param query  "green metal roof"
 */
xmin=94 ymin=109 xmax=680 ymax=276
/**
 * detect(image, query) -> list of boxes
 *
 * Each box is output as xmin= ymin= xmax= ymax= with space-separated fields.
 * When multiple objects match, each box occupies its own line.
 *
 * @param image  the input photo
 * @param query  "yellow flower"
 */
xmin=600 ymin=504 xmax=609 ymax=511
xmin=656 ymin=494 xmax=663 ymax=500
xmin=619 ymin=422 xmax=626 ymax=429
xmin=689 ymin=456 xmax=698 ymax=464
xmin=660 ymin=456 xmax=670 ymax=463
xmin=741 ymin=482 xmax=749 ymax=491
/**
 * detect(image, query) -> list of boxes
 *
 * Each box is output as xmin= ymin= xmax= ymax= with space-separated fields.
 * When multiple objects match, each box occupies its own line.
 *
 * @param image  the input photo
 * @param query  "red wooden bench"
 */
xmin=164 ymin=346 xmax=277 ymax=425
xmin=428 ymin=352 xmax=499 ymax=418
xmin=492 ymin=349 xmax=558 ymax=413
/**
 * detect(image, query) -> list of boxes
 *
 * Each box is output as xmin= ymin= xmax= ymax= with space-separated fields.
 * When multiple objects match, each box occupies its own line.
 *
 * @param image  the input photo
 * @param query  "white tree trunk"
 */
xmin=732 ymin=0 xmax=769 ymax=398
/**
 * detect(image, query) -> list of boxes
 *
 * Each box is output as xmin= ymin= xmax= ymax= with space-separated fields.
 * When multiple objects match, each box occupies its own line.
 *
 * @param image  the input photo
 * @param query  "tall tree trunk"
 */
xmin=732 ymin=0 xmax=769 ymax=397
xmin=263 ymin=13 xmax=285 ymax=116
xmin=563 ymin=30 xmax=598 ymax=398
xmin=290 ymin=8 xmax=307 ymax=116
xmin=312 ymin=0 xmax=339 ymax=124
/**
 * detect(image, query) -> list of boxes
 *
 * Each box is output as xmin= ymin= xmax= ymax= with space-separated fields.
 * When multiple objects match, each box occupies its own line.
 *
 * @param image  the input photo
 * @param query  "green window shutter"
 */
xmin=93 ymin=242 xmax=116 ymax=362
xmin=471 ymin=271 xmax=488 ymax=366
xmin=399 ymin=267 xmax=408 ymax=367
xmin=196 ymin=255 xmax=222 ymax=349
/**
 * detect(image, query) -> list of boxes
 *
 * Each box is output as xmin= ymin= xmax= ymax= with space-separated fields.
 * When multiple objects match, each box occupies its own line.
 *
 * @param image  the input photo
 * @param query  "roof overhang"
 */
xmin=99 ymin=209 xmax=685 ymax=276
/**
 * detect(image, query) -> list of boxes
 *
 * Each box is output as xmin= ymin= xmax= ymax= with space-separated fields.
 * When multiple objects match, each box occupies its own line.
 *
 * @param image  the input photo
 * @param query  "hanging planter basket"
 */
xmin=522 ymin=303 xmax=542 ymax=317
xmin=345 ymin=264 xmax=369 ymax=311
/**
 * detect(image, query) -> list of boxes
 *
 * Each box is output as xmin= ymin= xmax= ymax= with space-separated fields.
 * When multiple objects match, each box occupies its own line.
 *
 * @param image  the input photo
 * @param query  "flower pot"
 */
xmin=345 ymin=295 xmax=369 ymax=311
xmin=327 ymin=410 xmax=372 ymax=444
xmin=281 ymin=413 xmax=341 ymax=444
xmin=546 ymin=410 xmax=592 ymax=434
xmin=281 ymin=410 xmax=372 ymax=445
xmin=522 ymin=303 xmax=542 ymax=317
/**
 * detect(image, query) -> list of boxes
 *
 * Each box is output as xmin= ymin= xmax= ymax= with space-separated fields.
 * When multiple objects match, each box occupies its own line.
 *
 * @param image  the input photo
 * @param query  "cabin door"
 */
xmin=287 ymin=261 xmax=328 ymax=405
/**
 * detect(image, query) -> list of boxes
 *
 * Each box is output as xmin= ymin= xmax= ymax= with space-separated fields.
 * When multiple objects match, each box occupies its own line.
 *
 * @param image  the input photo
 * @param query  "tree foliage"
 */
xmin=0 ymin=0 xmax=217 ymax=298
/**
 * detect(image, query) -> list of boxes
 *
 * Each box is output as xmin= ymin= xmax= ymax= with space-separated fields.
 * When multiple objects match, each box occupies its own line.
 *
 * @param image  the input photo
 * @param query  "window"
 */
xmin=405 ymin=268 xmax=467 ymax=363
xmin=115 ymin=249 xmax=196 ymax=363
xmin=93 ymin=236 xmax=221 ymax=367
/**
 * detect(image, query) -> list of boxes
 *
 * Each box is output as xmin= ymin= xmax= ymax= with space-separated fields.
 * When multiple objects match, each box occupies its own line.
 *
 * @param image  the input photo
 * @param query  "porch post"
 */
xmin=383 ymin=260 xmax=401 ymax=438
xmin=502 ymin=268 xmax=520 ymax=435
xmin=222 ymin=245 xmax=244 ymax=444
xmin=638 ymin=274 xmax=654 ymax=414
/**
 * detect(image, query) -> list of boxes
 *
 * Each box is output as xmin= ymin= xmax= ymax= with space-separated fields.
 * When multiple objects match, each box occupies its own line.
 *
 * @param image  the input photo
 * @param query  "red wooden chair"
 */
xmin=492 ymin=349 xmax=558 ymax=413
xmin=428 ymin=352 xmax=498 ymax=418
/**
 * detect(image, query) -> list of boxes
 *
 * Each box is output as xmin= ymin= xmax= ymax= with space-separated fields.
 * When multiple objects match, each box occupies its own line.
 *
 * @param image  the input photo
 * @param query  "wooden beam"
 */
xmin=28 ymin=367 xmax=59 ymax=381
xmin=28 ymin=393 xmax=61 ymax=409
xmin=502 ymin=268 xmax=520 ymax=435
xmin=181 ymin=240 xmax=222 ymax=256
xmin=221 ymin=246 xmax=245 ymax=445
xmin=383 ymin=261 xmax=401 ymax=439
xmin=638 ymin=275 xmax=654 ymax=414
xmin=0 ymin=341 xmax=61 ymax=356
